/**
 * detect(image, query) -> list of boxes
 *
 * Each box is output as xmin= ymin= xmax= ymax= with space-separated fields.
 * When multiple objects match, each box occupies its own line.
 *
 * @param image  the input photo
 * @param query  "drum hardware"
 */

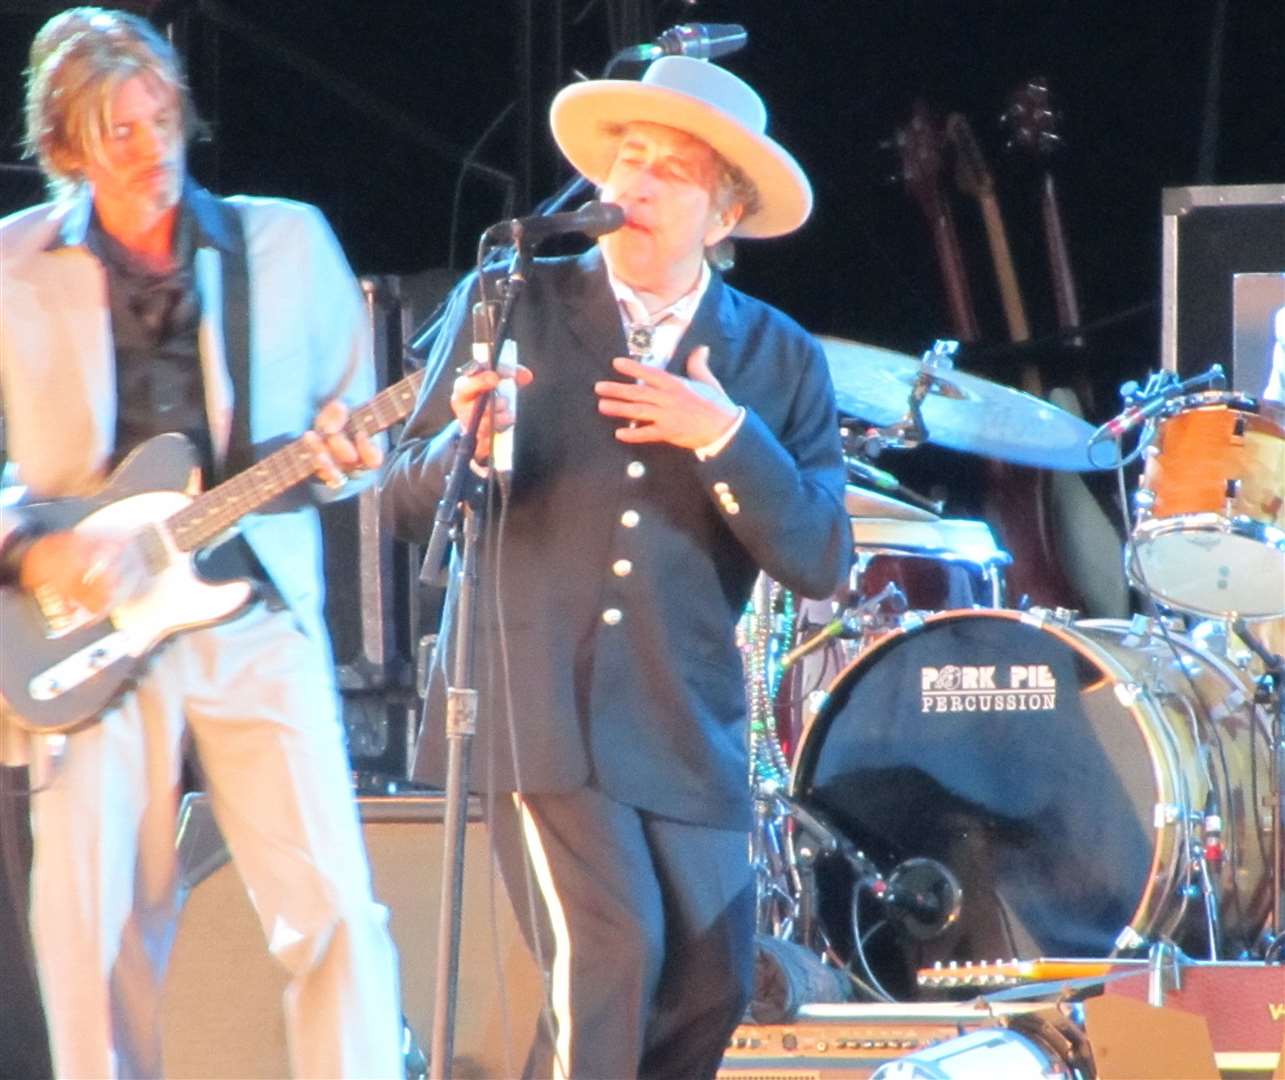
xmin=1087 ymin=366 xmax=1226 ymax=457
xmin=782 ymin=793 xmax=965 ymax=1003
xmin=1230 ymin=617 xmax=1285 ymax=959
xmin=817 ymin=335 xmax=1113 ymax=471
xmin=843 ymin=481 xmax=941 ymax=523
xmin=780 ymin=582 xmax=908 ymax=674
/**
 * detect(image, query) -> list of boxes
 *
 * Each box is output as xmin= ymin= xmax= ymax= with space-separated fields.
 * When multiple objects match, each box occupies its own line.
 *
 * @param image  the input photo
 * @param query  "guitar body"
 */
xmin=0 ymin=368 xmax=425 ymax=735
xmin=0 ymin=436 xmax=252 ymax=733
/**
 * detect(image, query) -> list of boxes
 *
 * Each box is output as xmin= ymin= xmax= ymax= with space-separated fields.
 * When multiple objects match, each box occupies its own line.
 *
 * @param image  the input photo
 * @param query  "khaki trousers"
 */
xmin=29 ymin=603 xmax=403 ymax=1079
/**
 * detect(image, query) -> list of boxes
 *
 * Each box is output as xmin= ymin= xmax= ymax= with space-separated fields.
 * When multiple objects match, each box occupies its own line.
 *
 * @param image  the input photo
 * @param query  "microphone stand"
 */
xmin=425 ymin=238 xmax=532 ymax=1080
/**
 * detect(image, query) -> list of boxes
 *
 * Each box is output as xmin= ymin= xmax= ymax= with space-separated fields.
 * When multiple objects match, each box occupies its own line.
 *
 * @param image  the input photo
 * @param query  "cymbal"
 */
xmin=818 ymin=336 xmax=1117 ymax=471
xmin=845 ymin=484 xmax=939 ymax=522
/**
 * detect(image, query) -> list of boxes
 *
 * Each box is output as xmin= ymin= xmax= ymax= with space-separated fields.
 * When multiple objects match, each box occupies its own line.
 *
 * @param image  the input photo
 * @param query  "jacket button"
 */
xmin=601 ymin=608 xmax=623 ymax=625
xmin=612 ymin=559 xmax=633 ymax=577
xmin=620 ymin=509 xmax=640 ymax=528
xmin=626 ymin=460 xmax=646 ymax=479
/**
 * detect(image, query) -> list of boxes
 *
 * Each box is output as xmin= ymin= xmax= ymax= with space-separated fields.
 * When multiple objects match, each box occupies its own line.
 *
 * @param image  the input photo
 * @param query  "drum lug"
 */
xmin=1153 ymin=802 xmax=1181 ymax=827
xmin=1114 ymin=681 xmax=1142 ymax=708
xmin=899 ymin=611 xmax=926 ymax=633
xmin=1114 ymin=924 xmax=1147 ymax=951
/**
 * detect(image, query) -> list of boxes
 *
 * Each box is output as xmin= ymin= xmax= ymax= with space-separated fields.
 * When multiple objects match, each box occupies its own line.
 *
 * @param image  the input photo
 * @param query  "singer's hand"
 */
xmin=595 ymin=347 xmax=739 ymax=449
xmin=451 ymin=365 xmax=535 ymax=462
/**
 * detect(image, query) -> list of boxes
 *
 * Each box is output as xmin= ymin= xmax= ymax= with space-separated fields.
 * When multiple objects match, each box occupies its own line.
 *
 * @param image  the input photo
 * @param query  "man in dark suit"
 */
xmin=381 ymin=55 xmax=850 ymax=1079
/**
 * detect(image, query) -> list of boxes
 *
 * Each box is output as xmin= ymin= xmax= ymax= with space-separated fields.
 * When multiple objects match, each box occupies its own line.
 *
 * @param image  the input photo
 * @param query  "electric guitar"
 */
xmin=0 ymin=369 xmax=424 ymax=733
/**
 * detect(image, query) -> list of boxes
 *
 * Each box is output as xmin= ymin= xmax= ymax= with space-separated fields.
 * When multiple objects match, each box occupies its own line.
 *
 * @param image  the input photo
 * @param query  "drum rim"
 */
xmin=1160 ymin=390 xmax=1271 ymax=419
xmin=1128 ymin=515 xmax=1285 ymax=620
xmin=853 ymin=543 xmax=1014 ymax=565
xmin=787 ymin=608 xmax=1206 ymax=957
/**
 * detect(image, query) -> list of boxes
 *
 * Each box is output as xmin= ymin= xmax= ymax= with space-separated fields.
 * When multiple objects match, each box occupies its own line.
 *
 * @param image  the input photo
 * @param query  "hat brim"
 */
xmin=550 ymin=79 xmax=813 ymax=239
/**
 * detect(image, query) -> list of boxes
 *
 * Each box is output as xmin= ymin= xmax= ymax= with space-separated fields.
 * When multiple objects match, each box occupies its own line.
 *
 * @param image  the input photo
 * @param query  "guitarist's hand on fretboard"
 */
xmin=19 ymin=530 xmax=149 ymax=620
xmin=305 ymin=399 xmax=386 ymax=490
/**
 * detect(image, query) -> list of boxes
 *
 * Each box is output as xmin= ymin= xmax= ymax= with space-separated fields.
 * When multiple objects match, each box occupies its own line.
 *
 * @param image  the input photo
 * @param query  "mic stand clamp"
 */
xmin=425 ymin=239 xmax=533 ymax=1080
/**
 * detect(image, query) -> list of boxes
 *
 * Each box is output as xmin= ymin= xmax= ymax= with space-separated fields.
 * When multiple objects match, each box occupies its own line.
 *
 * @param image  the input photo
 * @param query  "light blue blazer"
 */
xmin=0 ymin=183 xmax=375 ymax=651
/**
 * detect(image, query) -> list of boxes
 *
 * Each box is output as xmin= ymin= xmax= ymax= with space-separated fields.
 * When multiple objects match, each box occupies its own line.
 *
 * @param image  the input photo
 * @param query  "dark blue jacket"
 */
xmin=381 ymin=248 xmax=849 ymax=828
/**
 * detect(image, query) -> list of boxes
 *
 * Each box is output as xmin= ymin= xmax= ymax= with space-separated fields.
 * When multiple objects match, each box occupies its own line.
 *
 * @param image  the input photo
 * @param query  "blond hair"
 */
xmin=23 ymin=6 xmax=195 ymax=198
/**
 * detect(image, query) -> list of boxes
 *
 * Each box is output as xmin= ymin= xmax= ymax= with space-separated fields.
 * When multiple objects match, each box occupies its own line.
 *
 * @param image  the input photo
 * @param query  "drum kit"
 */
xmin=741 ymin=338 xmax=1285 ymax=1003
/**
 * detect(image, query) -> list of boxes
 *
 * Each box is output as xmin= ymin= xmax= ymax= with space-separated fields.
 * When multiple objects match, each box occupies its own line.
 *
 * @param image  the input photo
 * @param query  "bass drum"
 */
xmin=791 ymin=609 xmax=1271 ymax=1000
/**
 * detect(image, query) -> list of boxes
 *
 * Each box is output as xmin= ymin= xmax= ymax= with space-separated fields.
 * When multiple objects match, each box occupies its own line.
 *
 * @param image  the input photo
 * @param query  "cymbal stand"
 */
xmin=1233 ymin=618 xmax=1285 ymax=957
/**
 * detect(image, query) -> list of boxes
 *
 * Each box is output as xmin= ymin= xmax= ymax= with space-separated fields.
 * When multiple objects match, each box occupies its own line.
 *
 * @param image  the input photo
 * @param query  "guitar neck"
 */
xmin=1041 ymin=172 xmax=1084 ymax=346
xmin=976 ymin=190 xmax=1032 ymax=345
xmin=166 ymin=369 xmax=425 ymax=553
xmin=926 ymin=199 xmax=982 ymax=343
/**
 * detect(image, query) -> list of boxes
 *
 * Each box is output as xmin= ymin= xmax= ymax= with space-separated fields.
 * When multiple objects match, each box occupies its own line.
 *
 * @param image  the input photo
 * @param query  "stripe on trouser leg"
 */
xmin=514 ymin=794 xmax=573 ymax=1080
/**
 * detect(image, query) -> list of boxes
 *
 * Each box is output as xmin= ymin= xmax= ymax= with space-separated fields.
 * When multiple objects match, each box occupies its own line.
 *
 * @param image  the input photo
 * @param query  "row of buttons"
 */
xmin=602 ymin=462 xmax=647 ymax=626
xmin=712 ymin=480 xmax=740 ymax=515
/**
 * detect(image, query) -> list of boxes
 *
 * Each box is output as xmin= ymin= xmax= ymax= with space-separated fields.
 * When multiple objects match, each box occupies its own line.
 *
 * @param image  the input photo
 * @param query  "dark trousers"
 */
xmin=489 ymin=787 xmax=755 ymax=1080
xmin=0 ymin=767 xmax=52 ymax=1080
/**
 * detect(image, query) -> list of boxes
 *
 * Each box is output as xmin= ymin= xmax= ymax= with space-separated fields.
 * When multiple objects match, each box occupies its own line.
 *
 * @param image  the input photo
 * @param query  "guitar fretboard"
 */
xmin=166 ymin=370 xmax=425 ymax=552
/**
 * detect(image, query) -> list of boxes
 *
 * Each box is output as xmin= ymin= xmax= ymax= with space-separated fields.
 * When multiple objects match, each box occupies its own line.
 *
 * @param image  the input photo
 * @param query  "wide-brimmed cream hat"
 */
xmin=549 ymin=55 xmax=813 ymax=239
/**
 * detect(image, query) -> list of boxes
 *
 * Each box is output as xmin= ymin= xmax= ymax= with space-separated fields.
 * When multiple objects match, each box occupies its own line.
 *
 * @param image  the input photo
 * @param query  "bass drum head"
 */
xmin=792 ymin=610 xmax=1169 ymax=1000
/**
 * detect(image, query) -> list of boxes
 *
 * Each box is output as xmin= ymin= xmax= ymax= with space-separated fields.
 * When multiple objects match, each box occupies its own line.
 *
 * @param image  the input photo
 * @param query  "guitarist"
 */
xmin=0 ymin=8 xmax=401 ymax=1078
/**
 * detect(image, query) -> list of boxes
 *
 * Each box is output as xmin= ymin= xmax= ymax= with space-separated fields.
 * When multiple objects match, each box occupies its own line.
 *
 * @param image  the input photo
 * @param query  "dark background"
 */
xmin=0 ymin=5 xmax=1282 ymax=1074
xmin=3 ymin=0 xmax=1283 ymax=395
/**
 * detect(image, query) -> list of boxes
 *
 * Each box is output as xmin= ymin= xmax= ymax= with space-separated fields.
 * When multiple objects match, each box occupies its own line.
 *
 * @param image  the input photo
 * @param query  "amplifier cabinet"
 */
xmin=163 ymin=793 xmax=542 ymax=1079
xmin=717 ymin=1002 xmax=1048 ymax=1080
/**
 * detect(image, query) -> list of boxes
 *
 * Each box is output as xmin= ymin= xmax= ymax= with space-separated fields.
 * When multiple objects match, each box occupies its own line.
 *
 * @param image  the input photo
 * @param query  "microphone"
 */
xmin=878 ymin=858 xmax=963 ymax=941
xmin=485 ymin=200 xmax=625 ymax=246
xmin=1089 ymin=364 xmax=1226 ymax=444
xmin=618 ymin=23 xmax=748 ymax=63
xmin=847 ymin=458 xmax=901 ymax=492
xmin=492 ymin=339 xmax=518 ymax=482
xmin=471 ymin=301 xmax=518 ymax=483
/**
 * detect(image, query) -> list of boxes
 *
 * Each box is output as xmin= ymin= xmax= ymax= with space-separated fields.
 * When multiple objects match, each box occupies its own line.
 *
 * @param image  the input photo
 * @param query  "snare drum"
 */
xmin=851 ymin=518 xmax=1011 ymax=613
xmin=774 ymin=519 xmax=1010 ymax=756
xmin=1131 ymin=393 xmax=1285 ymax=619
xmin=790 ymin=609 xmax=1271 ymax=1000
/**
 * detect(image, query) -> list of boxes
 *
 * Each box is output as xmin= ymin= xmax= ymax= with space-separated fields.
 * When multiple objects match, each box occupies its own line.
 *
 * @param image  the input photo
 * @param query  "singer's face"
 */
xmin=598 ymin=122 xmax=740 ymax=302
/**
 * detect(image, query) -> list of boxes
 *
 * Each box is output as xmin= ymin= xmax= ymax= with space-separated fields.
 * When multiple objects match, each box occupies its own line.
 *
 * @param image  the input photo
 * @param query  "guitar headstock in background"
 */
xmin=895 ymin=100 xmax=951 ymax=217
xmin=947 ymin=112 xmax=996 ymax=200
xmin=1002 ymin=77 xmax=1064 ymax=161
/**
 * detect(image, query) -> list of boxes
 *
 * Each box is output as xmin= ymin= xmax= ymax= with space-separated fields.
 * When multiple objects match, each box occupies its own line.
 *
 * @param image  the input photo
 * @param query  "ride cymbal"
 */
xmin=818 ymin=335 xmax=1116 ymax=471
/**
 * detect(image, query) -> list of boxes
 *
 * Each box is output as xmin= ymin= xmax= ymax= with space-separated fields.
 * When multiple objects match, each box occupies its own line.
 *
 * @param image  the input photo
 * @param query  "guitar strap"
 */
xmin=212 ymin=197 xmax=254 ymax=482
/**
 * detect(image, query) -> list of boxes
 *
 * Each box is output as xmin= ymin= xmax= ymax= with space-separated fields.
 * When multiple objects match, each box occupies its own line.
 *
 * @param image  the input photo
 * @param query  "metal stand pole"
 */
xmin=422 ymin=244 xmax=532 ymax=1080
xmin=429 ymin=503 xmax=480 ymax=1080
